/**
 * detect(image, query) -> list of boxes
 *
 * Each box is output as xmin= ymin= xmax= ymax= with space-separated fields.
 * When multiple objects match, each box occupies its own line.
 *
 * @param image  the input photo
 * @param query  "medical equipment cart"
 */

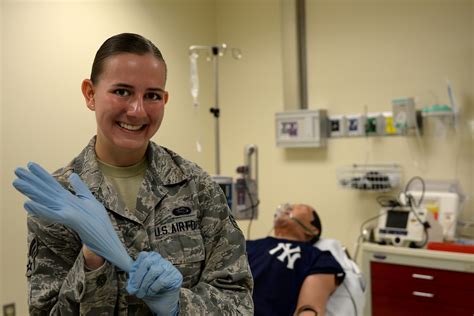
xmin=361 ymin=242 xmax=474 ymax=315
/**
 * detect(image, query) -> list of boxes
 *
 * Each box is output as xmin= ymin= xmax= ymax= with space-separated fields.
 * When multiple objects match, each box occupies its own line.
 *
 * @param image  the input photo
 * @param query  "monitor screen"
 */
xmin=385 ymin=210 xmax=409 ymax=229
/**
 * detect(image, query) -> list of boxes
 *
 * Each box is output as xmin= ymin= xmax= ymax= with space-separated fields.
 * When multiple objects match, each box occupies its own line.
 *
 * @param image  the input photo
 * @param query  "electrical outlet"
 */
xmin=383 ymin=112 xmax=398 ymax=135
xmin=328 ymin=115 xmax=347 ymax=137
xmin=366 ymin=113 xmax=385 ymax=135
xmin=3 ymin=303 xmax=15 ymax=316
xmin=346 ymin=114 xmax=366 ymax=136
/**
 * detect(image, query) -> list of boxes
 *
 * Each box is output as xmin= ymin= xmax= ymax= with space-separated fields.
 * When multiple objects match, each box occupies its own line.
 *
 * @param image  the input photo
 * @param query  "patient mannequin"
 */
xmin=246 ymin=204 xmax=345 ymax=316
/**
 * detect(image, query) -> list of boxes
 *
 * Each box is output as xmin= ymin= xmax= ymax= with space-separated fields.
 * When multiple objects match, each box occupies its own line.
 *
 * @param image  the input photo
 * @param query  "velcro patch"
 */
xmin=26 ymin=237 xmax=38 ymax=277
xmin=172 ymin=206 xmax=192 ymax=216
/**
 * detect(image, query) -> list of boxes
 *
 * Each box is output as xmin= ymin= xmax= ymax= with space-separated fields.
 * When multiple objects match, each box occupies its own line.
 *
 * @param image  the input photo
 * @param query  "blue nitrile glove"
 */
xmin=127 ymin=252 xmax=182 ymax=316
xmin=13 ymin=162 xmax=133 ymax=272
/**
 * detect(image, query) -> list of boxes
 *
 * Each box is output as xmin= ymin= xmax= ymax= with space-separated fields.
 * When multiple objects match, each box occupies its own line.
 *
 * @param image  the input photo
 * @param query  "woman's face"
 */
xmin=82 ymin=53 xmax=168 ymax=166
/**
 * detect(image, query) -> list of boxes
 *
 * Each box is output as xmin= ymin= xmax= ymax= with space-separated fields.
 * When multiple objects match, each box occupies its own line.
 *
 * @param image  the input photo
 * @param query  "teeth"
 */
xmin=119 ymin=122 xmax=143 ymax=131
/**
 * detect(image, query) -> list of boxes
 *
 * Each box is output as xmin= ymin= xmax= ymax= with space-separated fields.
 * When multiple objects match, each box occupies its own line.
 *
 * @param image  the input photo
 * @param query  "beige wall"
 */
xmin=1 ymin=0 xmax=4 ymax=305
xmin=2 ymin=0 xmax=473 ymax=313
xmin=216 ymin=0 xmax=473 ymax=248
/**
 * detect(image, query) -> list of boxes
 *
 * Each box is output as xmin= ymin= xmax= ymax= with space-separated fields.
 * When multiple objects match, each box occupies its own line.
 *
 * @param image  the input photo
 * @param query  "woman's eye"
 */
xmin=113 ymin=89 xmax=130 ymax=97
xmin=145 ymin=92 xmax=163 ymax=101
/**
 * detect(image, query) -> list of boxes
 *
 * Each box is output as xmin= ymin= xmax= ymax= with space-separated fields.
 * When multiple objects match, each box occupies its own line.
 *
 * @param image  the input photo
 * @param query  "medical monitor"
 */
xmin=375 ymin=206 xmax=429 ymax=247
xmin=385 ymin=210 xmax=409 ymax=229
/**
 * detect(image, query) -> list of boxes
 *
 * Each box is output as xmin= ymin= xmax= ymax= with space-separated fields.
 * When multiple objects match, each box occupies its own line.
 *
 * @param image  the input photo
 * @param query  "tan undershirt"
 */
xmin=97 ymin=157 xmax=147 ymax=211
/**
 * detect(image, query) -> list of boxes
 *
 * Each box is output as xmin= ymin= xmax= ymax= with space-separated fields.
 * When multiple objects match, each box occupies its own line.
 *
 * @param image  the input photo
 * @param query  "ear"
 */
xmin=163 ymin=91 xmax=169 ymax=105
xmin=81 ymin=79 xmax=96 ymax=111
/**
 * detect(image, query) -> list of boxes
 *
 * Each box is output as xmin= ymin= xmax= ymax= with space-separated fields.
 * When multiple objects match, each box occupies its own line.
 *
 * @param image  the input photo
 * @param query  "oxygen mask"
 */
xmin=273 ymin=203 xmax=292 ymax=226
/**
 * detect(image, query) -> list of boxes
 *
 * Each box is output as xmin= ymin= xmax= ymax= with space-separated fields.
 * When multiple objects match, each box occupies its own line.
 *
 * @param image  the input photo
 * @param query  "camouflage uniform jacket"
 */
xmin=26 ymin=137 xmax=254 ymax=315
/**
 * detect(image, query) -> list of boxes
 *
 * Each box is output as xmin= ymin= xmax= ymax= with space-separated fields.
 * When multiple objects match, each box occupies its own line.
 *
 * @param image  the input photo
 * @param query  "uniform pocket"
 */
xmin=156 ymin=231 xmax=205 ymax=287
xmin=156 ymin=230 xmax=205 ymax=264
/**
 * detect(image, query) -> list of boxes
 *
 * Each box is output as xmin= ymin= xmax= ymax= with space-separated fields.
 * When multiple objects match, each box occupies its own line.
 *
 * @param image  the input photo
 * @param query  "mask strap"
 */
xmin=290 ymin=216 xmax=319 ymax=236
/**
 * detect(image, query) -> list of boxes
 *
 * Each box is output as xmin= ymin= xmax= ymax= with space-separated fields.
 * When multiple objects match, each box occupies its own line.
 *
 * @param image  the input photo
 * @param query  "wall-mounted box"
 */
xmin=275 ymin=109 xmax=327 ymax=147
xmin=392 ymin=97 xmax=417 ymax=133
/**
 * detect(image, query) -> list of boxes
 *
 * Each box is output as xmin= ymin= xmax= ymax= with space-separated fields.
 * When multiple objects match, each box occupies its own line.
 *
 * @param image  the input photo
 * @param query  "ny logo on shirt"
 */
xmin=268 ymin=243 xmax=301 ymax=269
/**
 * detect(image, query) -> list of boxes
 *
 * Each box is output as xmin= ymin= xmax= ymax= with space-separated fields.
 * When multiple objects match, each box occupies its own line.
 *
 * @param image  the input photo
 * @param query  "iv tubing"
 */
xmin=213 ymin=47 xmax=221 ymax=175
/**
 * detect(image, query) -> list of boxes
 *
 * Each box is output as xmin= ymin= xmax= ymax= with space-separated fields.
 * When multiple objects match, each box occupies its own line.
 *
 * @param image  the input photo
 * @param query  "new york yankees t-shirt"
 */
xmin=247 ymin=237 xmax=345 ymax=316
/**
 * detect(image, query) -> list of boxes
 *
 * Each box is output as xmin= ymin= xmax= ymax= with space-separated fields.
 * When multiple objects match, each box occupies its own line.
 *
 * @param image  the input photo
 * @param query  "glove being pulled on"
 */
xmin=127 ymin=252 xmax=183 ymax=316
xmin=13 ymin=162 xmax=133 ymax=272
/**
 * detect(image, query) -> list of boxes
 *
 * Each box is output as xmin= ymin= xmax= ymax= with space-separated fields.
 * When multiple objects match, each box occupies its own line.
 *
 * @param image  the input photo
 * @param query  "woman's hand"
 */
xmin=13 ymin=162 xmax=133 ymax=272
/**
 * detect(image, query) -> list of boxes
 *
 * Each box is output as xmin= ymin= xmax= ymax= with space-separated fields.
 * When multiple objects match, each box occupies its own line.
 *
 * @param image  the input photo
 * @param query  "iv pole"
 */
xmin=189 ymin=44 xmax=241 ymax=175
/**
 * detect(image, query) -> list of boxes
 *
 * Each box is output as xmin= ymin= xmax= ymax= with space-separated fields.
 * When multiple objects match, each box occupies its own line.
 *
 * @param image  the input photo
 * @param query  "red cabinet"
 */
xmin=371 ymin=261 xmax=474 ymax=316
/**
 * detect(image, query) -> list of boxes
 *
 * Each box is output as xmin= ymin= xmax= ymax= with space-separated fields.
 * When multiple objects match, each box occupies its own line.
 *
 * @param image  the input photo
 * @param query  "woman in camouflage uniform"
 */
xmin=19 ymin=33 xmax=253 ymax=315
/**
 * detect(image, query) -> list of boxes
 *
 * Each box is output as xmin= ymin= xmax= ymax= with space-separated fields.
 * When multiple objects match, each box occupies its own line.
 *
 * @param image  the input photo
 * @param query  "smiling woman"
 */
xmin=12 ymin=33 xmax=253 ymax=316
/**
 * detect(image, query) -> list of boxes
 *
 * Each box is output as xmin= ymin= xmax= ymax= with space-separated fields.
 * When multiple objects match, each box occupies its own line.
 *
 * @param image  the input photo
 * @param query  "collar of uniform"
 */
xmin=69 ymin=137 xmax=190 ymax=223
xmin=72 ymin=137 xmax=189 ymax=188
xmin=145 ymin=142 xmax=190 ymax=186
xmin=71 ymin=137 xmax=105 ymax=194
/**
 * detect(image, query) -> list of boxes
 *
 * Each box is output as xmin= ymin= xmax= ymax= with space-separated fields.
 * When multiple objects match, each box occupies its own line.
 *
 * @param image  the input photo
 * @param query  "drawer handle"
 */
xmin=412 ymin=291 xmax=434 ymax=298
xmin=412 ymin=273 xmax=434 ymax=280
xmin=373 ymin=254 xmax=386 ymax=260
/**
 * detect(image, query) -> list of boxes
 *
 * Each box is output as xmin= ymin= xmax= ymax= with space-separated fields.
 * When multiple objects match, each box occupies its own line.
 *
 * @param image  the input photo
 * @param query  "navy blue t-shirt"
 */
xmin=247 ymin=237 xmax=345 ymax=316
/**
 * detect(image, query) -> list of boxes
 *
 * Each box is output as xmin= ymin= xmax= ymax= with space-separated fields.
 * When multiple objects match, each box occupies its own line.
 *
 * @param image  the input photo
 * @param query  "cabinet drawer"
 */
xmin=372 ymin=279 xmax=474 ymax=308
xmin=373 ymin=295 xmax=474 ymax=316
xmin=371 ymin=261 xmax=474 ymax=290
xmin=371 ymin=262 xmax=474 ymax=309
xmin=373 ymin=295 xmax=440 ymax=316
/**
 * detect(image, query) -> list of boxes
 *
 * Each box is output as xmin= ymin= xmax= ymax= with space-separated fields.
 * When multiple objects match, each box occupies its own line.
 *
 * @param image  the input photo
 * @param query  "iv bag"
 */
xmin=190 ymin=52 xmax=199 ymax=107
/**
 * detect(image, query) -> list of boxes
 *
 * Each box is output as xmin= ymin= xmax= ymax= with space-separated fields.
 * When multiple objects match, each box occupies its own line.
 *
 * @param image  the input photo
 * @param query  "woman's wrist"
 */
xmin=82 ymin=245 xmax=105 ymax=270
